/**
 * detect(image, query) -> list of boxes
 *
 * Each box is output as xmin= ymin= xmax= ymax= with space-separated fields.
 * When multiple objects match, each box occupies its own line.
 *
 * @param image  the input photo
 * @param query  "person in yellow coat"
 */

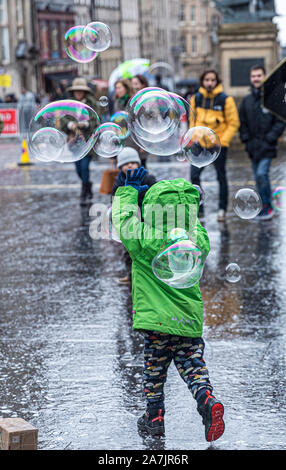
xmin=189 ymin=70 xmax=240 ymax=222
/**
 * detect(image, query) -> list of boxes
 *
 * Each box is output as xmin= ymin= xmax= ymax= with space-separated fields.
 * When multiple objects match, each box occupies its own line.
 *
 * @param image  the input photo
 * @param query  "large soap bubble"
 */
xmin=28 ymin=100 xmax=100 ymax=163
xmin=272 ymin=186 xmax=286 ymax=212
xmin=64 ymin=25 xmax=98 ymax=63
xmin=233 ymin=188 xmax=262 ymax=219
xmin=93 ymin=122 xmax=123 ymax=158
xmin=182 ymin=126 xmax=221 ymax=168
xmin=128 ymin=90 xmax=194 ymax=156
xmin=152 ymin=228 xmax=206 ymax=289
xmin=83 ymin=22 xmax=112 ymax=52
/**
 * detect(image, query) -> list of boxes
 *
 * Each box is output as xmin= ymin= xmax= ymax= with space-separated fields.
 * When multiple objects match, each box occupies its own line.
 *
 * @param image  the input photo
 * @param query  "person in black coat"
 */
xmin=239 ymin=64 xmax=285 ymax=220
xmin=111 ymin=147 xmax=157 ymax=285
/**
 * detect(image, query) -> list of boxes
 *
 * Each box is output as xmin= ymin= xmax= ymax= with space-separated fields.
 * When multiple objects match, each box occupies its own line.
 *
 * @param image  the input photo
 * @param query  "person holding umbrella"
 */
xmin=66 ymin=77 xmax=100 ymax=205
xmin=239 ymin=64 xmax=285 ymax=220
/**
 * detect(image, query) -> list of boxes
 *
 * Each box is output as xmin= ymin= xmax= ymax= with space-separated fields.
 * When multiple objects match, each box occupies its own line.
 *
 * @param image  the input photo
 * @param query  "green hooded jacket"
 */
xmin=112 ymin=178 xmax=210 ymax=337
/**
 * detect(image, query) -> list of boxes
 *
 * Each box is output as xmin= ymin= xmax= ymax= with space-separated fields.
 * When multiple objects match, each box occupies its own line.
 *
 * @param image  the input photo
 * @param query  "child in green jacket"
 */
xmin=112 ymin=167 xmax=225 ymax=442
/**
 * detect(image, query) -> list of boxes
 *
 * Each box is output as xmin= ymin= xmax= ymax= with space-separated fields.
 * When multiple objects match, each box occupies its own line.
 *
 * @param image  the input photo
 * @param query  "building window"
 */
xmin=51 ymin=21 xmax=60 ymax=59
xmin=0 ymin=27 xmax=10 ymax=63
xmin=180 ymin=34 xmax=186 ymax=53
xmin=190 ymin=5 xmax=196 ymax=24
xmin=0 ymin=0 xmax=7 ymax=24
xmin=179 ymin=3 xmax=185 ymax=21
xmin=40 ymin=20 xmax=49 ymax=60
xmin=202 ymin=35 xmax=207 ymax=55
xmin=191 ymin=35 xmax=197 ymax=55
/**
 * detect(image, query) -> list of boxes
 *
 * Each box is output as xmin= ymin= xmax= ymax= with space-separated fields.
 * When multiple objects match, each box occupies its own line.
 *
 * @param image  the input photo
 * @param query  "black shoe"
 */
xmin=137 ymin=408 xmax=165 ymax=437
xmin=80 ymin=183 xmax=88 ymax=205
xmin=197 ymin=390 xmax=225 ymax=442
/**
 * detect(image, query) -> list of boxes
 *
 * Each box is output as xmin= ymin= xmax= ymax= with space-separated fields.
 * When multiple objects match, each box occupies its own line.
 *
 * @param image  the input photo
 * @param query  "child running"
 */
xmin=112 ymin=167 xmax=225 ymax=442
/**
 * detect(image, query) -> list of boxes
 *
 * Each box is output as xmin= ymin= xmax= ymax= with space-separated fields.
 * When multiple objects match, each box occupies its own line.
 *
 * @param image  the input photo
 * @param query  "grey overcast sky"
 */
xmin=274 ymin=0 xmax=286 ymax=45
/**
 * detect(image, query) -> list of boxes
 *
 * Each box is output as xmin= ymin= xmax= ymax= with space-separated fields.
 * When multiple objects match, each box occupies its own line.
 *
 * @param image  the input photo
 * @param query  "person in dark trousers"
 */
xmin=239 ymin=64 xmax=285 ymax=220
xmin=189 ymin=70 xmax=240 ymax=222
xmin=111 ymin=147 xmax=156 ymax=285
xmin=66 ymin=77 xmax=100 ymax=205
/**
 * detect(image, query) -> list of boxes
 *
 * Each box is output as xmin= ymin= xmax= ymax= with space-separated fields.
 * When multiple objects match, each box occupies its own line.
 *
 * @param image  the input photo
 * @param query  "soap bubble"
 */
xmin=99 ymin=96 xmax=109 ymax=107
xmin=182 ymin=126 xmax=221 ymax=168
xmin=110 ymin=111 xmax=130 ymax=139
xmin=83 ymin=22 xmax=112 ymax=52
xmin=225 ymin=263 xmax=241 ymax=283
xmin=64 ymin=25 xmax=98 ymax=63
xmin=233 ymin=188 xmax=262 ymax=219
xmin=28 ymin=100 xmax=100 ymax=163
xmin=29 ymin=128 xmax=67 ymax=162
xmin=128 ymin=90 xmax=194 ymax=156
xmin=176 ymin=150 xmax=186 ymax=162
xmin=93 ymin=122 xmax=123 ymax=158
xmin=272 ymin=186 xmax=286 ymax=212
xmin=152 ymin=235 xmax=206 ymax=289
xmin=193 ymin=184 xmax=205 ymax=206
xmin=169 ymin=227 xmax=189 ymax=241
xmin=128 ymin=87 xmax=179 ymax=142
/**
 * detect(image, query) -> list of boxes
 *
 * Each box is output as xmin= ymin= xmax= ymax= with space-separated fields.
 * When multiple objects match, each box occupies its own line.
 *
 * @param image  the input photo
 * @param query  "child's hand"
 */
xmin=125 ymin=166 xmax=149 ymax=192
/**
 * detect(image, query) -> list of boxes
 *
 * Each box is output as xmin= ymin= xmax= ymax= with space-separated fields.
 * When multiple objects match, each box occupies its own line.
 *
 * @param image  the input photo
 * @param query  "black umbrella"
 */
xmin=262 ymin=58 xmax=286 ymax=122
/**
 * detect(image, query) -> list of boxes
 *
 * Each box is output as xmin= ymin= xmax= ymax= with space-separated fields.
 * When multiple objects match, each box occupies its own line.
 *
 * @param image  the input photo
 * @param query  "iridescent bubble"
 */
xmin=110 ymin=111 xmax=130 ymax=139
xmin=83 ymin=22 xmax=112 ymax=52
xmin=272 ymin=186 xmax=286 ymax=212
xmin=128 ymin=90 xmax=194 ymax=156
xmin=233 ymin=188 xmax=262 ymax=219
xmin=28 ymin=100 xmax=100 ymax=163
xmin=99 ymin=96 xmax=109 ymax=107
xmin=225 ymin=263 xmax=241 ymax=283
xmin=182 ymin=126 xmax=221 ymax=168
xmin=93 ymin=122 xmax=123 ymax=158
xmin=176 ymin=150 xmax=186 ymax=162
xmin=64 ymin=25 xmax=98 ymax=63
xmin=152 ymin=236 xmax=206 ymax=289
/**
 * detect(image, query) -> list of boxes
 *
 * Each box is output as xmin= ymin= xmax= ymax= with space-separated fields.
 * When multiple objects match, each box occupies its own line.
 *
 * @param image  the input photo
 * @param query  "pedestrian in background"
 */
xmin=113 ymin=78 xmax=134 ymax=112
xmin=66 ymin=77 xmax=100 ymax=205
xmin=18 ymin=86 xmax=37 ymax=137
xmin=189 ymin=70 xmax=240 ymax=222
xmin=239 ymin=64 xmax=285 ymax=220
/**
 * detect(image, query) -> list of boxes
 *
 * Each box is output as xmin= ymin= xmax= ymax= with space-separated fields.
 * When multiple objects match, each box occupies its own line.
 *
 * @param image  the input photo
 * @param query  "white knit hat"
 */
xmin=117 ymin=147 xmax=141 ymax=168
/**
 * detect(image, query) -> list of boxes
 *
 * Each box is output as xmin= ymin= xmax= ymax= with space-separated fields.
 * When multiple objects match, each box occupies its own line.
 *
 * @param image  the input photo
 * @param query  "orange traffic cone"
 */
xmin=18 ymin=139 xmax=34 ymax=166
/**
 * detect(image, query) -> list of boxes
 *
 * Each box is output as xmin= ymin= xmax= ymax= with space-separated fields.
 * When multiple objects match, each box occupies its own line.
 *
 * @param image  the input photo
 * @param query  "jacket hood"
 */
xmin=199 ymin=84 xmax=224 ymax=98
xmin=142 ymin=178 xmax=200 ymax=235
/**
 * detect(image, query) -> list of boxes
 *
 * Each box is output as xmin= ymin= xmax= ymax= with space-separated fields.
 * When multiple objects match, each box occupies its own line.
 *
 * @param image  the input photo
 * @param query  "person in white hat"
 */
xmin=66 ymin=77 xmax=100 ymax=205
xmin=111 ymin=147 xmax=157 ymax=285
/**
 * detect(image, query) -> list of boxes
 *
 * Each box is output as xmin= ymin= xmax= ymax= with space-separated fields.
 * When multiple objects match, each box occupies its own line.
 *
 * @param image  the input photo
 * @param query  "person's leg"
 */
xmin=252 ymin=158 xmax=272 ymax=208
xmin=75 ymin=156 xmax=92 ymax=203
xmin=138 ymin=331 xmax=172 ymax=435
xmin=191 ymin=165 xmax=204 ymax=217
xmin=173 ymin=336 xmax=224 ymax=442
xmin=213 ymin=147 xmax=228 ymax=212
xmin=80 ymin=155 xmax=91 ymax=184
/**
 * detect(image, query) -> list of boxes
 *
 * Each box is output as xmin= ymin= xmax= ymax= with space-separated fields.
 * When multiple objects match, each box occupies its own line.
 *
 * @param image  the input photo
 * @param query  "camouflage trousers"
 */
xmin=142 ymin=331 xmax=213 ymax=409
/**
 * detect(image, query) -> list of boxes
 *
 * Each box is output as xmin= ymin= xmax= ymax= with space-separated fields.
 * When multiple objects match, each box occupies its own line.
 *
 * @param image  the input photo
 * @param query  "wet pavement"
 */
xmin=0 ymin=140 xmax=285 ymax=450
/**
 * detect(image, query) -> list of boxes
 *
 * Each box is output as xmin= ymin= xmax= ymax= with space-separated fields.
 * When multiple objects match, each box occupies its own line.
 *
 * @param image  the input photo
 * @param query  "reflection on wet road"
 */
xmin=0 ymin=148 xmax=285 ymax=450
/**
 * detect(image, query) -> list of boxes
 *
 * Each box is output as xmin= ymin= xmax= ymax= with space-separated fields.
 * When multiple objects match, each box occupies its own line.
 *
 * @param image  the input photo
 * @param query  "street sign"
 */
xmin=0 ymin=74 xmax=11 ymax=87
xmin=0 ymin=108 xmax=18 ymax=136
xmin=262 ymin=58 xmax=286 ymax=122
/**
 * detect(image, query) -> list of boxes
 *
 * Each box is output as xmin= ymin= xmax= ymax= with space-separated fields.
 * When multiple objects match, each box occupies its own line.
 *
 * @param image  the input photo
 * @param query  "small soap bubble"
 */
xmin=225 ymin=263 xmax=241 ymax=283
xmin=99 ymin=96 xmax=109 ymax=107
xmin=182 ymin=126 xmax=221 ymax=168
xmin=233 ymin=188 xmax=262 ymax=219
xmin=93 ymin=122 xmax=123 ymax=158
xmin=272 ymin=186 xmax=286 ymax=212
xmin=110 ymin=111 xmax=130 ymax=139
